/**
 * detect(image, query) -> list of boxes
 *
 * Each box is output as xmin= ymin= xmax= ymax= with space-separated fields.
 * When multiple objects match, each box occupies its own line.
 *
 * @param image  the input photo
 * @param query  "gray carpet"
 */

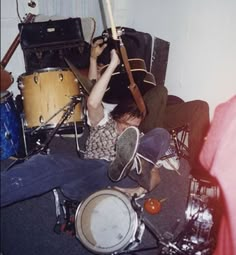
xmin=0 ymin=135 xmax=197 ymax=255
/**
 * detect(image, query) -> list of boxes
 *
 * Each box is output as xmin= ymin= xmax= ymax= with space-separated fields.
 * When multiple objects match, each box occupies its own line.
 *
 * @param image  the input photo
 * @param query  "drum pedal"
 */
xmin=61 ymin=216 xmax=75 ymax=236
xmin=53 ymin=189 xmax=63 ymax=235
xmin=60 ymin=200 xmax=79 ymax=236
xmin=53 ymin=218 xmax=62 ymax=235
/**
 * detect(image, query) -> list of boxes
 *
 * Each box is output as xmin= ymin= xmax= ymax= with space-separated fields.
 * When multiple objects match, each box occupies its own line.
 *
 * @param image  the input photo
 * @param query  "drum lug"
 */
xmin=18 ymin=84 xmax=24 ymax=89
xmin=34 ymin=73 xmax=39 ymax=84
xmin=17 ymin=76 xmax=24 ymax=89
xmin=59 ymin=73 xmax=64 ymax=81
xmin=4 ymin=131 xmax=12 ymax=140
xmin=39 ymin=115 xmax=44 ymax=124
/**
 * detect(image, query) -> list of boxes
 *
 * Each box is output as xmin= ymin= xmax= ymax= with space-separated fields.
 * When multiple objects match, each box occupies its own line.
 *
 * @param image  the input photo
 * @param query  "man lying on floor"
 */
xmin=1 ymin=37 xmax=210 ymax=207
xmin=1 ymin=49 xmax=170 ymax=207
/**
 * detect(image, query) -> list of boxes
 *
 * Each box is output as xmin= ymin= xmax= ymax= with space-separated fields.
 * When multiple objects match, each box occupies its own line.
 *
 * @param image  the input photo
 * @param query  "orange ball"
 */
xmin=144 ymin=198 xmax=161 ymax=214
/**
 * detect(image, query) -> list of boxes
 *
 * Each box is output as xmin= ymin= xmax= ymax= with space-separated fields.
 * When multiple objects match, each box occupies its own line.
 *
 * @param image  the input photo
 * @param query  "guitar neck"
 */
xmin=1 ymin=13 xmax=35 ymax=69
xmin=104 ymin=0 xmax=146 ymax=117
xmin=1 ymin=34 xmax=20 ymax=68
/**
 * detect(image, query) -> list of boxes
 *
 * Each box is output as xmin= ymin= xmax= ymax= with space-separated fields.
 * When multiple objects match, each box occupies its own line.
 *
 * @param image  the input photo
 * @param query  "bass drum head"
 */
xmin=75 ymin=189 xmax=138 ymax=254
xmin=18 ymin=68 xmax=82 ymax=129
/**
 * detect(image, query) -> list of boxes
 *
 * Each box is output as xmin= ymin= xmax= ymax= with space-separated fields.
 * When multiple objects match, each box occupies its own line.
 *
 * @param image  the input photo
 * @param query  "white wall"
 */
xmin=1 ymin=0 xmax=37 ymax=96
xmin=1 ymin=0 xmax=235 ymax=118
xmin=114 ymin=0 xmax=236 ymax=118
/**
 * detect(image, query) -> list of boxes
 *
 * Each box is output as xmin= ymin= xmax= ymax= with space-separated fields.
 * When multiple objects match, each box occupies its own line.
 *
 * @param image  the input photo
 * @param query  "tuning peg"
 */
xmin=28 ymin=0 xmax=36 ymax=8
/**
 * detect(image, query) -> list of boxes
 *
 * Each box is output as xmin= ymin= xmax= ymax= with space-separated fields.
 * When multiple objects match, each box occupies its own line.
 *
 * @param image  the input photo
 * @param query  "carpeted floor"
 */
xmin=0 ymin=135 xmax=219 ymax=255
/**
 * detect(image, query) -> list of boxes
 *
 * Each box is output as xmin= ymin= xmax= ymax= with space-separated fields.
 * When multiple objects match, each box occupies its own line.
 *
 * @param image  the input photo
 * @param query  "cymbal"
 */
xmin=64 ymin=58 xmax=93 ymax=95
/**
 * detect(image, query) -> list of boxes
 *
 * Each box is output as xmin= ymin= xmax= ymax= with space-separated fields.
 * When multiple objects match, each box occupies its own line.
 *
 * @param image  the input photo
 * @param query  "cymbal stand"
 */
xmin=29 ymin=96 xmax=83 ymax=136
xmin=26 ymin=95 xmax=82 ymax=158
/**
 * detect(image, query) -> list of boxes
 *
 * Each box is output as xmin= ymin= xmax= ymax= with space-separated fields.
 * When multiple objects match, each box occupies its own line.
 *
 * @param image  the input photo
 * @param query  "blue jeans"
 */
xmin=1 ymin=128 xmax=170 ymax=207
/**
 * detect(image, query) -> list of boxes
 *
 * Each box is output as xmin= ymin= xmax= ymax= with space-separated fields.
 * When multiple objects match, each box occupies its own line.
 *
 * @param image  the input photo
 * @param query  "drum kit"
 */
xmin=1 ymin=11 xmax=220 ymax=252
xmin=1 ymin=64 xmax=220 ymax=255
xmin=1 ymin=66 xmax=220 ymax=254
xmin=1 ymin=58 xmax=220 ymax=255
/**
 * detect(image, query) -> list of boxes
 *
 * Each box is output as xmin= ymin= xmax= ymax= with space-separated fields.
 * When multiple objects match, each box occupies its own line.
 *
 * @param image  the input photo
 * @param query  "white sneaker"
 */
xmin=108 ymin=126 xmax=140 ymax=181
xmin=157 ymin=147 xmax=180 ymax=173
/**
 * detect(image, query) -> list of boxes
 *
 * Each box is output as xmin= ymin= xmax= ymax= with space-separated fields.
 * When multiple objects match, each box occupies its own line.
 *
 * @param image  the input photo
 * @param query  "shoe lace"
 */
xmin=165 ymin=146 xmax=176 ymax=156
xmin=132 ymin=154 xmax=142 ymax=175
xmin=134 ymin=153 xmax=158 ymax=174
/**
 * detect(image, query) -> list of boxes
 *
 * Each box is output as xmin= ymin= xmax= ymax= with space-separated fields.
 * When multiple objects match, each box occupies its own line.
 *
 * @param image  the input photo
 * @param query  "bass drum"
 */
xmin=75 ymin=189 xmax=141 ymax=254
xmin=18 ymin=68 xmax=83 ymax=130
xmin=0 ymin=91 xmax=22 ymax=160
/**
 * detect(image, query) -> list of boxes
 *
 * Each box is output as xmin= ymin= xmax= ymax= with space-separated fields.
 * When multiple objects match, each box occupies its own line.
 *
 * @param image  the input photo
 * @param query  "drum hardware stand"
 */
xmin=25 ymin=93 xmax=85 ymax=157
xmin=162 ymin=214 xmax=215 ymax=255
xmin=160 ymin=179 xmax=218 ymax=255
xmin=5 ymin=96 xmax=82 ymax=171
xmin=20 ymin=113 xmax=29 ymax=156
xmin=114 ymin=195 xmax=187 ymax=255
xmin=29 ymin=95 xmax=83 ymax=136
xmin=53 ymin=197 xmax=80 ymax=236
xmin=171 ymin=124 xmax=189 ymax=160
xmin=53 ymin=188 xmax=62 ymax=234
xmin=73 ymin=119 xmax=84 ymax=155
xmin=161 ymin=124 xmax=190 ymax=162
xmin=58 ymin=200 xmax=80 ymax=235
xmin=26 ymin=95 xmax=82 ymax=234
xmin=73 ymin=89 xmax=87 ymax=155
xmin=25 ymin=95 xmax=83 ymax=157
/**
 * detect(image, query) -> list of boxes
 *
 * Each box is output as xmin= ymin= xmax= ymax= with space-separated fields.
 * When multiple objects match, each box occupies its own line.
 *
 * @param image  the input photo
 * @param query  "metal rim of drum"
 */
xmin=189 ymin=177 xmax=220 ymax=199
xmin=19 ymin=67 xmax=73 ymax=77
xmin=185 ymin=177 xmax=219 ymax=221
xmin=75 ymin=189 xmax=138 ymax=254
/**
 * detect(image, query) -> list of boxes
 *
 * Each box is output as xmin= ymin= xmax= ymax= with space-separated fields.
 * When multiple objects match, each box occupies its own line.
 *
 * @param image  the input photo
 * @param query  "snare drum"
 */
xmin=18 ymin=68 xmax=82 ymax=130
xmin=75 ymin=189 xmax=140 ymax=254
xmin=185 ymin=176 xmax=220 ymax=244
xmin=0 ymin=91 xmax=21 ymax=160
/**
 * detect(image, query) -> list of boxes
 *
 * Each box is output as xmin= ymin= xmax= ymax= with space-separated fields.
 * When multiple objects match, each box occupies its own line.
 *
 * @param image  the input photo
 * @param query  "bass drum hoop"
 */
xmin=75 ymin=189 xmax=138 ymax=254
xmin=20 ymin=67 xmax=71 ymax=77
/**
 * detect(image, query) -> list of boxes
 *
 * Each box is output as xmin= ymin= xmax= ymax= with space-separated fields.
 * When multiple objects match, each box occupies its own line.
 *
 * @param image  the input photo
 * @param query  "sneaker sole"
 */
xmin=108 ymin=127 xmax=139 ymax=182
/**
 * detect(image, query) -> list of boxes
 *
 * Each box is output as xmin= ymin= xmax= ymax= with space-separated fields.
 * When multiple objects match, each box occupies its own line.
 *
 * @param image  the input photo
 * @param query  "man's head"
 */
xmin=110 ymin=98 xmax=144 ymax=133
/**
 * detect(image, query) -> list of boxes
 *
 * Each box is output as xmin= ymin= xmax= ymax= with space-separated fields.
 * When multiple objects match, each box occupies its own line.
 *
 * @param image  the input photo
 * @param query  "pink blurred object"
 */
xmin=199 ymin=95 xmax=236 ymax=255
